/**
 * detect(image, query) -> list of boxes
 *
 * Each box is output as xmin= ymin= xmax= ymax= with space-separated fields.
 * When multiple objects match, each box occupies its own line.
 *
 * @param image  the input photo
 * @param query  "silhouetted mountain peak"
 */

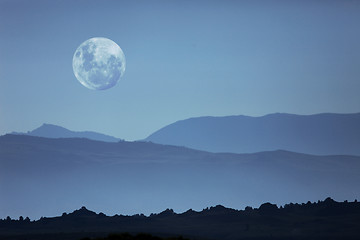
xmin=69 ymin=206 xmax=97 ymax=217
xmin=259 ymin=202 xmax=279 ymax=214
xmin=181 ymin=209 xmax=198 ymax=216
xmin=157 ymin=208 xmax=175 ymax=217
xmin=205 ymin=205 xmax=238 ymax=215
xmin=210 ymin=205 xmax=227 ymax=210
xmin=323 ymin=197 xmax=336 ymax=206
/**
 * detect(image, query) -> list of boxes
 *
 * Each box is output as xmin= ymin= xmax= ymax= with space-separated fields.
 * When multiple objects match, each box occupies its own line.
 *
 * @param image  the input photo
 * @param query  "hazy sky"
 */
xmin=1 ymin=0 xmax=359 ymax=140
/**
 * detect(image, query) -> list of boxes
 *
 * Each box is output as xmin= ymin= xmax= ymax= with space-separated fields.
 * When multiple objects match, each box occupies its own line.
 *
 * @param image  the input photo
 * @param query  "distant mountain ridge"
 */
xmin=145 ymin=113 xmax=360 ymax=155
xmin=13 ymin=123 xmax=121 ymax=142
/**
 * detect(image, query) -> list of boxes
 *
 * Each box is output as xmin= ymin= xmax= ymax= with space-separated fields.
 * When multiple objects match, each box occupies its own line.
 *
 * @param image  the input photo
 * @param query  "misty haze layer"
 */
xmin=1 ymin=134 xmax=359 ymax=219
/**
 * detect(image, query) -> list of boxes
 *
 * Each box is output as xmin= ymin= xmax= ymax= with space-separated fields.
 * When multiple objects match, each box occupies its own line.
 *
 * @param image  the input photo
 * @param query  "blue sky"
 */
xmin=1 ymin=0 xmax=360 ymax=141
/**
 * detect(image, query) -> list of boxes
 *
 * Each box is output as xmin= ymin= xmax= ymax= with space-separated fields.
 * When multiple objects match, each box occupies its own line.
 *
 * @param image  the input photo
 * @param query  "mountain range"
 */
xmin=145 ymin=113 xmax=360 ymax=155
xmin=1 ymin=134 xmax=359 ymax=220
xmin=9 ymin=113 xmax=360 ymax=156
xmin=12 ymin=123 xmax=121 ymax=142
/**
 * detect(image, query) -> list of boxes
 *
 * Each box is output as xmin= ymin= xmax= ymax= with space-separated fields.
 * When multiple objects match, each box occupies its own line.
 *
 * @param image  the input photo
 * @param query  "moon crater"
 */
xmin=72 ymin=37 xmax=126 ymax=90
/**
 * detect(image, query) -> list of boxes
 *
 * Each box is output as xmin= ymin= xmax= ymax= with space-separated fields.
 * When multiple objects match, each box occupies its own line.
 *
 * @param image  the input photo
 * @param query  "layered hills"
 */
xmin=1 ymin=134 xmax=359 ymax=220
xmin=2 ymin=113 xmax=360 ymax=239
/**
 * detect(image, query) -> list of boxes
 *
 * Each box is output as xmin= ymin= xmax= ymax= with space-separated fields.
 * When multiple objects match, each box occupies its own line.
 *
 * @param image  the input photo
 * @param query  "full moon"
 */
xmin=72 ymin=37 xmax=126 ymax=90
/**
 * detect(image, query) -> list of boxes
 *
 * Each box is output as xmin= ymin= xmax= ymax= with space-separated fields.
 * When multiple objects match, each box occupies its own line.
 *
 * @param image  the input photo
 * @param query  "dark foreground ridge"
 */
xmin=81 ymin=233 xmax=188 ymax=240
xmin=1 ymin=198 xmax=360 ymax=240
